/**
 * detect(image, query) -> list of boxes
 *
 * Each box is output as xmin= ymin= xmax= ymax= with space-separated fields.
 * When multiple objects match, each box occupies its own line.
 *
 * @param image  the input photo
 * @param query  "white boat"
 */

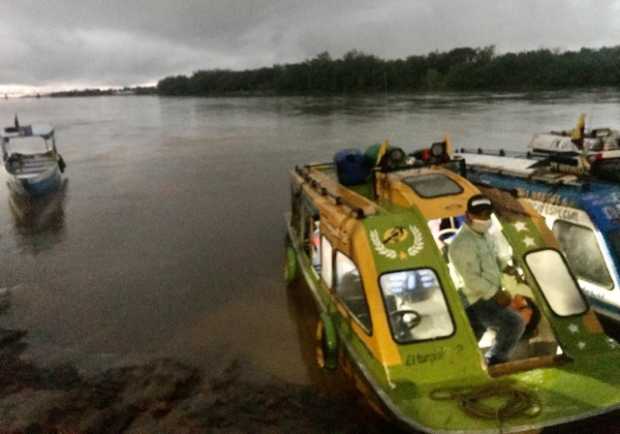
xmin=1 ymin=118 xmax=66 ymax=197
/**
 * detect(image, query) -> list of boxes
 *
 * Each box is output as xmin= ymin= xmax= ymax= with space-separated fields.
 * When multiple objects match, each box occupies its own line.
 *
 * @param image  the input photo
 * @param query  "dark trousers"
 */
xmin=465 ymin=297 xmax=525 ymax=362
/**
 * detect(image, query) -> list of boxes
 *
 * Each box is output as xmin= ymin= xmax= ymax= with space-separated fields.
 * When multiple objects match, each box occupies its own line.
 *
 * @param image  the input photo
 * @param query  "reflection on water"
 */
xmin=8 ymin=180 xmax=67 ymax=254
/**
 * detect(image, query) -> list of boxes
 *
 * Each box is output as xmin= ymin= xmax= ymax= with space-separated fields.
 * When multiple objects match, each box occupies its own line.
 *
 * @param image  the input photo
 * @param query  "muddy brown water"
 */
xmin=1 ymin=92 xmax=620 ymax=432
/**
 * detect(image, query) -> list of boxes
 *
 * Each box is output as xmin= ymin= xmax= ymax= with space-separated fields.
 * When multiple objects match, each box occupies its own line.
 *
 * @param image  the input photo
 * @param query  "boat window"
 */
xmin=606 ymin=229 xmax=620 ymax=277
xmin=290 ymin=186 xmax=301 ymax=234
xmin=301 ymin=203 xmax=321 ymax=273
xmin=310 ymin=221 xmax=321 ymax=272
xmin=402 ymin=174 xmax=463 ymax=199
xmin=321 ymin=236 xmax=333 ymax=287
xmin=552 ymin=220 xmax=613 ymax=289
xmin=5 ymin=137 xmax=49 ymax=154
xmin=380 ymin=269 xmax=454 ymax=343
xmin=525 ymin=249 xmax=588 ymax=317
xmin=335 ymin=252 xmax=371 ymax=332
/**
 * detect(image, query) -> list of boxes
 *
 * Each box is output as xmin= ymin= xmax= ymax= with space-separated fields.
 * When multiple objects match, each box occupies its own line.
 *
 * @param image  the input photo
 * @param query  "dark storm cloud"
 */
xmin=1 ymin=0 xmax=619 ymax=89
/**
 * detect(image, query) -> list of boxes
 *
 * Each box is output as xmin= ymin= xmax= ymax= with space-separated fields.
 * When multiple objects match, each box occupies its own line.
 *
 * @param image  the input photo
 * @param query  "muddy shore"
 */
xmin=0 ymin=324 xmax=394 ymax=434
xmin=3 ymin=301 xmax=620 ymax=433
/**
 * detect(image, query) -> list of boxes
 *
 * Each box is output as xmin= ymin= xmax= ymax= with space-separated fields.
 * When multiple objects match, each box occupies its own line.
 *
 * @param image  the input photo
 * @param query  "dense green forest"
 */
xmin=157 ymin=45 xmax=620 ymax=96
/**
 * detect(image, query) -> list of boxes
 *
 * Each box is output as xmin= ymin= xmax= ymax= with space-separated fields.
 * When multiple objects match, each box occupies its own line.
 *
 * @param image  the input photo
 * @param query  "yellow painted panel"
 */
xmin=352 ymin=224 xmax=403 ymax=367
xmin=382 ymin=168 xmax=481 ymax=220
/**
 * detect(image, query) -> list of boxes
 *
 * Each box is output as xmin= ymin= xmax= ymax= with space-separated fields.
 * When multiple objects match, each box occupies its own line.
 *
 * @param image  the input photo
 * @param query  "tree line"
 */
xmin=48 ymin=86 xmax=157 ymax=97
xmin=157 ymin=45 xmax=620 ymax=96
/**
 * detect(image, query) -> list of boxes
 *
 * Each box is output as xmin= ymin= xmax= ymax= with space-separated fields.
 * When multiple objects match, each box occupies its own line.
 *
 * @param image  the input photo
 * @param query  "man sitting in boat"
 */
xmin=448 ymin=195 xmax=525 ymax=365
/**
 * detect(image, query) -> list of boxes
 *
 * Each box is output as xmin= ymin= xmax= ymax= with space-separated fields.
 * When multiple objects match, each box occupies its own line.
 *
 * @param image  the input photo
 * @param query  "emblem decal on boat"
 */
xmin=370 ymin=225 xmax=424 ymax=260
xmin=407 ymin=225 xmax=425 ymax=257
xmin=370 ymin=230 xmax=398 ymax=259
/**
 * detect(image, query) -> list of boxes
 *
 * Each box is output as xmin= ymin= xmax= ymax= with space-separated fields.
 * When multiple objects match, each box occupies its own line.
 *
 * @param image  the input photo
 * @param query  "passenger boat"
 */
xmin=457 ymin=117 xmax=620 ymax=321
xmin=285 ymin=142 xmax=620 ymax=433
xmin=524 ymin=114 xmax=620 ymax=182
xmin=1 ymin=117 xmax=66 ymax=197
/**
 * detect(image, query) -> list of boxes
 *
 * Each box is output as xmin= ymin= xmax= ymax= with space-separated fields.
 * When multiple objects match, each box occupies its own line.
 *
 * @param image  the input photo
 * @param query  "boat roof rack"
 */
xmin=295 ymin=164 xmax=367 ymax=219
xmin=1 ymin=124 xmax=54 ymax=140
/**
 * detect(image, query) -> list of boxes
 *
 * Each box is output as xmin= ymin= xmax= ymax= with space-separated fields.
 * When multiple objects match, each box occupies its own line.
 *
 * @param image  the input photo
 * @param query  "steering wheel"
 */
xmin=436 ymin=228 xmax=458 ymax=243
xmin=390 ymin=309 xmax=422 ymax=330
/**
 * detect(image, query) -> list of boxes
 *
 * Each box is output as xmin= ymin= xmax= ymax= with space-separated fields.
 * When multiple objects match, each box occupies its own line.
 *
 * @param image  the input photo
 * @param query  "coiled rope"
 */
xmin=430 ymin=384 xmax=542 ymax=421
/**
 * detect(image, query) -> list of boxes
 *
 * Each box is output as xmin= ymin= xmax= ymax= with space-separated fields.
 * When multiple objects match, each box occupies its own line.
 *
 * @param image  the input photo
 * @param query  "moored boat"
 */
xmin=525 ymin=114 xmax=620 ymax=182
xmin=1 ymin=117 xmax=66 ymax=197
xmin=458 ymin=136 xmax=620 ymax=321
xmin=285 ymin=142 xmax=620 ymax=433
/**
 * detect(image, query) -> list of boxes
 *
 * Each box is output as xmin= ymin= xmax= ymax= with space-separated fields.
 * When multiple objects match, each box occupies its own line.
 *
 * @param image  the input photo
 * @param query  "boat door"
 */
xmin=526 ymin=199 xmax=620 ymax=319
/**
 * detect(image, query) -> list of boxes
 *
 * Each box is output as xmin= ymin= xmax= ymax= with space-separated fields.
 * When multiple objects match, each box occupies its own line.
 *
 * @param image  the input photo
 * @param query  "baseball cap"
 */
xmin=467 ymin=194 xmax=494 ymax=215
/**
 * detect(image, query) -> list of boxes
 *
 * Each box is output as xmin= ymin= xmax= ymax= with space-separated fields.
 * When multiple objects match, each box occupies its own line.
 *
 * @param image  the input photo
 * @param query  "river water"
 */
xmin=1 ymin=91 xmax=620 ymax=429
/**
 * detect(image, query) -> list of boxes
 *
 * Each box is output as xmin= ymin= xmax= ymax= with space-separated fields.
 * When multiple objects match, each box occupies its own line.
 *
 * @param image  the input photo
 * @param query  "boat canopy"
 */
xmin=529 ymin=131 xmax=620 ymax=154
xmin=1 ymin=124 xmax=54 ymax=141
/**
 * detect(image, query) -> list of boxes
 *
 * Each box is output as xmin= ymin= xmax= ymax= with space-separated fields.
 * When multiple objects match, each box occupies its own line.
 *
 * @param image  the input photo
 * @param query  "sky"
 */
xmin=1 ymin=0 xmax=620 ymax=94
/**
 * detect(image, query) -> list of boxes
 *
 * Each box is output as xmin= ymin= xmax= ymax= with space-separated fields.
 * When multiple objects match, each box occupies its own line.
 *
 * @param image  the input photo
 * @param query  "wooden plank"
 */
xmin=488 ymin=354 xmax=567 ymax=377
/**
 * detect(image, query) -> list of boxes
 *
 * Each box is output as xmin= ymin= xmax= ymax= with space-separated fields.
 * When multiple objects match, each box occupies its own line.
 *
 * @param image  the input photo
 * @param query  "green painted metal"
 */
xmin=319 ymin=311 xmax=338 ymax=370
xmin=284 ymin=244 xmax=298 ymax=286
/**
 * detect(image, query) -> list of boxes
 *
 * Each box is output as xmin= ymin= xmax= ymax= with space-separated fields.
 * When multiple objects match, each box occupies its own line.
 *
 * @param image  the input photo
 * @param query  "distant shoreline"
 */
xmin=28 ymin=86 xmax=620 ymax=99
xmin=155 ymin=46 xmax=620 ymax=96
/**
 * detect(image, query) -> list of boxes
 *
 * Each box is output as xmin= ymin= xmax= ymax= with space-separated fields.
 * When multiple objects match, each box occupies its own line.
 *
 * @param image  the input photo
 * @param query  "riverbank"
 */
xmin=0 ymin=324 xmax=392 ymax=433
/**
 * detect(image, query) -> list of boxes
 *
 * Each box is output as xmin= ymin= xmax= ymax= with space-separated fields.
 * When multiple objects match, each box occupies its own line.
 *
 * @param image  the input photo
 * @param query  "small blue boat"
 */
xmin=1 ymin=117 xmax=66 ymax=197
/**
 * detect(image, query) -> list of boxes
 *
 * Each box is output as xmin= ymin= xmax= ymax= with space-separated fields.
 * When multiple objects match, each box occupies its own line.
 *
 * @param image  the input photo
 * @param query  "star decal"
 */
xmin=578 ymin=341 xmax=586 ymax=350
xmin=513 ymin=221 xmax=528 ymax=232
xmin=523 ymin=237 xmax=536 ymax=247
xmin=568 ymin=324 xmax=579 ymax=334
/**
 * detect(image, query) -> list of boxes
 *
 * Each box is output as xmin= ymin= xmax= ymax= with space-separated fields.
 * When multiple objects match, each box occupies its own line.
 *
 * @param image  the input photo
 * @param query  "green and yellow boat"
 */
xmin=284 ymin=142 xmax=620 ymax=433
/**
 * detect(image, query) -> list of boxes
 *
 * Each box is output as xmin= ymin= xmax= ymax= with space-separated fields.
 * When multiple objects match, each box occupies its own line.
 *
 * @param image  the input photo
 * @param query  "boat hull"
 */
xmin=8 ymin=165 xmax=62 ymax=197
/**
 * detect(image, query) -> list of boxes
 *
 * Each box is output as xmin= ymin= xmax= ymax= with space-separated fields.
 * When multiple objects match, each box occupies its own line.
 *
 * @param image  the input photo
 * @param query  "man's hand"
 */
xmin=502 ymin=265 xmax=518 ymax=276
xmin=504 ymin=265 xmax=527 ymax=284
xmin=494 ymin=289 xmax=512 ymax=307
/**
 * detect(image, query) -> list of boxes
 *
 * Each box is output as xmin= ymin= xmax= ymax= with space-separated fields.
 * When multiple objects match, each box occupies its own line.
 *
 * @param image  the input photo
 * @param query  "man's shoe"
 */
xmin=485 ymin=355 xmax=506 ymax=366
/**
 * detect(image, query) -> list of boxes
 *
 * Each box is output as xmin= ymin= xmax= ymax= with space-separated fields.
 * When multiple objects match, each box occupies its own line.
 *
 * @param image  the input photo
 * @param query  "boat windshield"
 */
xmin=379 ymin=269 xmax=454 ymax=343
xmin=525 ymin=249 xmax=588 ymax=317
xmin=402 ymin=174 xmax=463 ymax=198
xmin=604 ymin=229 xmax=620 ymax=279
xmin=552 ymin=221 xmax=613 ymax=289
xmin=4 ymin=137 xmax=50 ymax=155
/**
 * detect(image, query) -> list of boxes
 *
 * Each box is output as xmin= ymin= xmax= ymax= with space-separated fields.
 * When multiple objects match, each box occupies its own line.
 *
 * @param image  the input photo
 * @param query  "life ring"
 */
xmin=284 ymin=239 xmax=298 ymax=287
xmin=315 ymin=314 xmax=338 ymax=370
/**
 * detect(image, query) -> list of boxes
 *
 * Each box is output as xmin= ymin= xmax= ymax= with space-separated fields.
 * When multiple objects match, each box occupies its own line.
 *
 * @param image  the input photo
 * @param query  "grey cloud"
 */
xmin=1 ymin=0 xmax=619 ymax=90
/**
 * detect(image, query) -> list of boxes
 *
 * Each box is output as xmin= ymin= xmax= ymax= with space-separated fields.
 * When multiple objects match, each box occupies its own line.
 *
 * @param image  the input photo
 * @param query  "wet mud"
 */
xmin=0 ymin=326 xmax=395 ymax=434
xmin=0 ymin=279 xmax=395 ymax=433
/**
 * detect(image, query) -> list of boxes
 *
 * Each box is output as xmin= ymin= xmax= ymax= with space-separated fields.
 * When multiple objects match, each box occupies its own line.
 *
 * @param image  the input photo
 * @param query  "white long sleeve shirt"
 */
xmin=448 ymin=224 xmax=510 ymax=305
